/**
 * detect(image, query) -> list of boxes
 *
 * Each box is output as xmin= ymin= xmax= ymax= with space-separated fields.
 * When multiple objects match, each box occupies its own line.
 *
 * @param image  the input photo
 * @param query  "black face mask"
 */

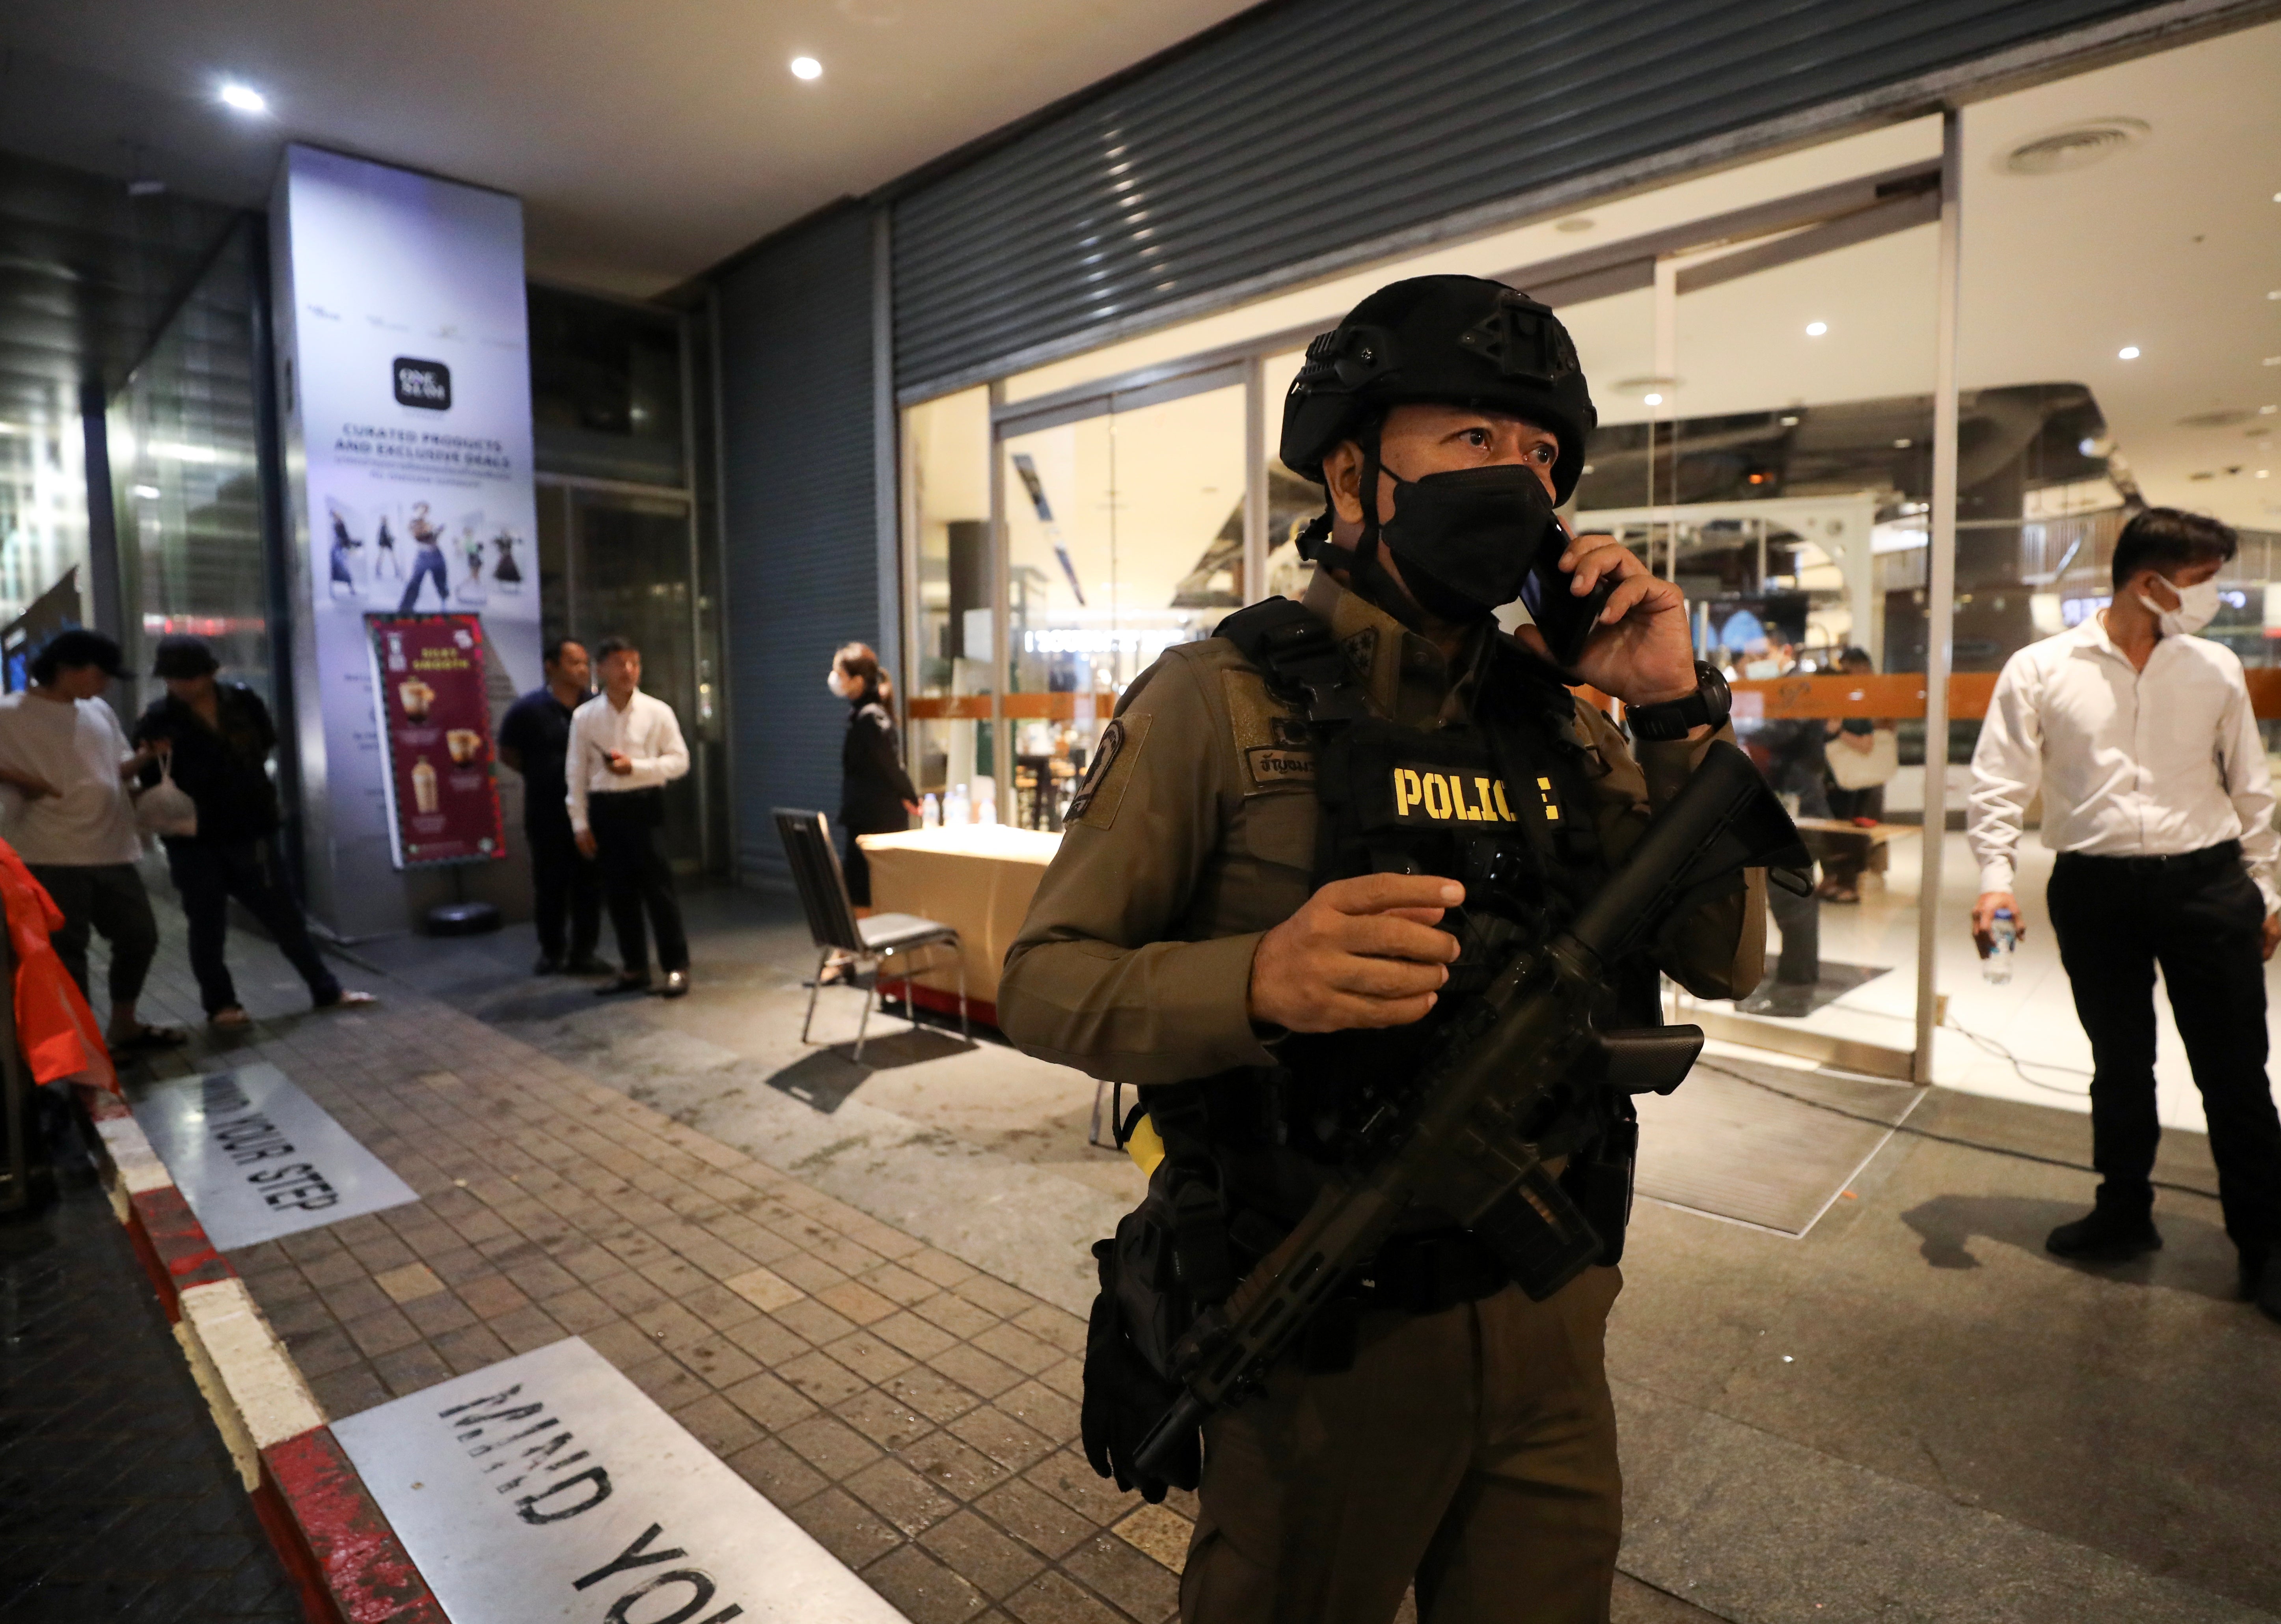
xmin=1375 ymin=461 xmax=1557 ymax=623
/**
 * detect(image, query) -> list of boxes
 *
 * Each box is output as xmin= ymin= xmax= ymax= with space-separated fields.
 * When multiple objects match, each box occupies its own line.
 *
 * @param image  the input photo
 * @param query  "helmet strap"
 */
xmin=1325 ymin=420 xmax=1439 ymax=635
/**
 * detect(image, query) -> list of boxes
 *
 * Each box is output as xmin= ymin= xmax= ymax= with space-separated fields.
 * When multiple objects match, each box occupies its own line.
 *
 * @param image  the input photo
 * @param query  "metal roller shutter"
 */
xmin=716 ymin=205 xmax=880 ymax=886
xmin=892 ymin=0 xmax=2155 ymax=395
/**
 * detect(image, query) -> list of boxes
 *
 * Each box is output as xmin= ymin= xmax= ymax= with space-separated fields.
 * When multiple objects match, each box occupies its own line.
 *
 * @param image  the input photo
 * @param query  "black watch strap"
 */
xmin=1627 ymin=662 xmax=1729 ymax=742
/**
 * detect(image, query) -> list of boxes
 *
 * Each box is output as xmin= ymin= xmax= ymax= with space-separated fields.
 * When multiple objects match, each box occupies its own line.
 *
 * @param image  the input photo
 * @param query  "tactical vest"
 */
xmin=1126 ymin=599 xmax=1648 ymax=1318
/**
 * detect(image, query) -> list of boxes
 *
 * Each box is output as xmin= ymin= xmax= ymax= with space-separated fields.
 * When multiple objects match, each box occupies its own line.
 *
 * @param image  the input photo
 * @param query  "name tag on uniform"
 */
xmin=1246 ymin=745 xmax=1315 ymax=787
xmin=1389 ymin=766 xmax=1561 ymax=826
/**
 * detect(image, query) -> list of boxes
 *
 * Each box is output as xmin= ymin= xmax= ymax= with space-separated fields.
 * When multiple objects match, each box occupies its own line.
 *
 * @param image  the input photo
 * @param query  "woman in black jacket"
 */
xmin=829 ymin=642 xmax=919 ymax=910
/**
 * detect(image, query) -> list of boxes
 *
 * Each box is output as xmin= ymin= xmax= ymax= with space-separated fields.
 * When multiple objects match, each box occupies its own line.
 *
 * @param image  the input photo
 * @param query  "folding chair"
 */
xmin=775 ymin=809 xmax=969 ymax=1063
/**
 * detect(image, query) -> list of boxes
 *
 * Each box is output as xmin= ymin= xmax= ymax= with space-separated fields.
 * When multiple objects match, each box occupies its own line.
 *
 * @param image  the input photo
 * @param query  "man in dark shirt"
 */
xmin=133 ymin=635 xmax=374 ymax=1028
xmin=498 ymin=639 xmax=607 ymax=975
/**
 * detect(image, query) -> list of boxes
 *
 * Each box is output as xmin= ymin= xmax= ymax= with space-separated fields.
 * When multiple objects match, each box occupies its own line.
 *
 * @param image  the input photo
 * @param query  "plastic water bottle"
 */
xmin=921 ymin=792 xmax=939 ymax=829
xmin=1983 ymin=907 xmax=2016 ymax=984
xmin=943 ymin=783 xmax=969 ymax=826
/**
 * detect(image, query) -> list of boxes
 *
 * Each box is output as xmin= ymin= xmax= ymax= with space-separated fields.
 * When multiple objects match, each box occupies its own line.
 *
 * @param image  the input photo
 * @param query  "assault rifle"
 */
xmin=1133 ymin=738 xmax=1811 ymax=1475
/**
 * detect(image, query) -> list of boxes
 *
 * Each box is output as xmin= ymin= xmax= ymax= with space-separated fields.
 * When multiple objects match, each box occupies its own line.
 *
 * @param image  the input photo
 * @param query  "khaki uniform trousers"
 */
xmin=1180 ymin=1265 xmax=1623 ymax=1624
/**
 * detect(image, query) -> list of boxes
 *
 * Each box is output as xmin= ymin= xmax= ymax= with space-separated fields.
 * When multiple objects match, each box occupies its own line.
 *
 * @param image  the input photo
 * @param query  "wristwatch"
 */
xmin=1626 ymin=661 xmax=1731 ymax=742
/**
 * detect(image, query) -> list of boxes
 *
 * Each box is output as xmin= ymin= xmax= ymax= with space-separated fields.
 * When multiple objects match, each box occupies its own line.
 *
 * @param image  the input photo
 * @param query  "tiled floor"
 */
xmin=122 ymin=901 xmax=1193 ymax=1624
xmin=0 ymin=1144 xmax=306 ymax=1622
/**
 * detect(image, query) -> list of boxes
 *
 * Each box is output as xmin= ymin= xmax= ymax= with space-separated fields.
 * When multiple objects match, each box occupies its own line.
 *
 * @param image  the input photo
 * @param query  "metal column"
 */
xmin=1913 ymin=108 xmax=1965 ymax=1085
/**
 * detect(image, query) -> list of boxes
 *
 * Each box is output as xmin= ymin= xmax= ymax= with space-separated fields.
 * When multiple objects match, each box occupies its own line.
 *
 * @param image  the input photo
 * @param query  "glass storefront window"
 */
xmin=901 ymin=387 xmax=993 ymax=805
xmin=896 ymin=30 xmax=2281 ymax=1093
xmin=1001 ymin=382 xmax=1247 ymax=827
xmin=108 ymin=217 xmax=272 ymax=716
xmin=1946 ymin=19 xmax=2281 ymax=1121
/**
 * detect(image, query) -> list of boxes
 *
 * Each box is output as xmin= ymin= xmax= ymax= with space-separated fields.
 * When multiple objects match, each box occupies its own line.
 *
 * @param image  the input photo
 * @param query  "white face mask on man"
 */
xmin=2138 ymin=575 xmax=2221 ymax=638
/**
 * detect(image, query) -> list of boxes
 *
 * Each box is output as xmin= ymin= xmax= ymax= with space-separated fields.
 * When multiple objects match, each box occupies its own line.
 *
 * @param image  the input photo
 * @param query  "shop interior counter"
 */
xmin=856 ymin=824 xmax=1063 ymax=1022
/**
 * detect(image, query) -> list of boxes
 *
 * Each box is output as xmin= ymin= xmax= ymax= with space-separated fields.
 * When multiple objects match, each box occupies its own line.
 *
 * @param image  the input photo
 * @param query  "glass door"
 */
xmin=535 ymin=479 xmax=706 ymax=871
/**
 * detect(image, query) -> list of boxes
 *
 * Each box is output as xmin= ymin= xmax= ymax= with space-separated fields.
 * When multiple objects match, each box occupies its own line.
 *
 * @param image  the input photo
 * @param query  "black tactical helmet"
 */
xmin=1279 ymin=275 xmax=1598 ymax=506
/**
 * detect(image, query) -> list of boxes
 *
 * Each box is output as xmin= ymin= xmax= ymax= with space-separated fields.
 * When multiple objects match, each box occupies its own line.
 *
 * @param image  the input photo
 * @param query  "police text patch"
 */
xmin=1388 ymin=766 xmax=1561 ymax=825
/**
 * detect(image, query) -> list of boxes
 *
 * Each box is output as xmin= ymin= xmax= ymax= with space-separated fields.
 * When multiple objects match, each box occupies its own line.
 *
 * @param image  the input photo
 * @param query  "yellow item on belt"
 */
xmin=1124 ymin=1111 xmax=1167 ymax=1177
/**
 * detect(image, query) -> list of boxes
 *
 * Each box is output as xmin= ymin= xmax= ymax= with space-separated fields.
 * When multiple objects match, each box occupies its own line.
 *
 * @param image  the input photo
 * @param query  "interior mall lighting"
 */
xmin=1779 ymin=414 xmax=1800 ymax=426
xmin=2117 ymin=345 xmax=2141 ymax=360
xmin=789 ymin=56 xmax=822 ymax=80
xmin=131 ymin=484 xmax=162 ymax=500
xmin=218 ymin=82 xmax=268 ymax=115
xmin=1805 ymin=321 xmax=1828 ymax=336
xmin=1643 ymin=392 xmax=1664 ymax=406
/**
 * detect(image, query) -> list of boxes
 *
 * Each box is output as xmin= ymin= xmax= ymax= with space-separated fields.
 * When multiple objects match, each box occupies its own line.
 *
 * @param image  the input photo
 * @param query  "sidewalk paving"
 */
xmin=87 ymin=876 xmax=2281 ymax=1624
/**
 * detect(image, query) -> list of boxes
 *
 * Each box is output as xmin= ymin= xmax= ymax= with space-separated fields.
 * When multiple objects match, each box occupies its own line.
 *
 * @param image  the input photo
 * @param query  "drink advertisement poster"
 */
xmin=365 ymin=613 xmax=505 ymax=868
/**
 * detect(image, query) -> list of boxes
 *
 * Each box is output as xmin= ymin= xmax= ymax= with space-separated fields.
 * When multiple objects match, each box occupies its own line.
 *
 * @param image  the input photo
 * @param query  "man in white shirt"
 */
xmin=567 ymin=637 xmax=691 ymax=998
xmin=1968 ymin=509 xmax=2281 ymax=1324
xmin=0 ymin=629 xmax=179 ymax=1051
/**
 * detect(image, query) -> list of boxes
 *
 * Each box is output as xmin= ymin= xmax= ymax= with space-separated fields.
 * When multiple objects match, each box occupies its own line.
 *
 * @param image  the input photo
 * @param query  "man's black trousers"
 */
xmin=587 ymin=789 xmax=687 ymax=976
xmin=2047 ymin=848 xmax=2281 ymax=1257
xmin=163 ymin=839 xmax=341 ymax=1015
xmin=526 ymin=812 xmax=601 ymax=964
xmin=28 ymin=862 xmax=159 ymax=1008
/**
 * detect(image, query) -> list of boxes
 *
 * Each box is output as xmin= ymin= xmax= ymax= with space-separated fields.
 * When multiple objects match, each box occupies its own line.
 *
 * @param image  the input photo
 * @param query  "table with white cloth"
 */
xmin=855 ymin=824 xmax=1062 ymax=1022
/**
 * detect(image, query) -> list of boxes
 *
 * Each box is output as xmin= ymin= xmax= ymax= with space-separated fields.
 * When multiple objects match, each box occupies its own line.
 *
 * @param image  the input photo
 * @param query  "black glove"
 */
xmin=1081 ymin=1238 xmax=1200 ymax=1503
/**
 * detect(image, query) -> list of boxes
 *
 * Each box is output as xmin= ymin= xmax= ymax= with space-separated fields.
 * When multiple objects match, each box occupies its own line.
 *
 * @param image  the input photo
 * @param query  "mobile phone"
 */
xmin=1518 ymin=513 xmax=1616 ymax=670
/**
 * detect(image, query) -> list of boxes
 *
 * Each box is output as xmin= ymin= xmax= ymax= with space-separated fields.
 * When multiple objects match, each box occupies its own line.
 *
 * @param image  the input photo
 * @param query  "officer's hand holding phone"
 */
xmin=1515 ymin=531 xmax=1698 ymax=711
xmin=1248 ymin=874 xmax=1464 ymax=1033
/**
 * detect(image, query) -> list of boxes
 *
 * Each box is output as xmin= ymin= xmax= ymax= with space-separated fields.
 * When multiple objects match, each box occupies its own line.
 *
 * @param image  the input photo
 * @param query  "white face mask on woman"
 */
xmin=2138 ymin=575 xmax=2220 ymax=638
xmin=826 ymin=668 xmax=852 ymax=699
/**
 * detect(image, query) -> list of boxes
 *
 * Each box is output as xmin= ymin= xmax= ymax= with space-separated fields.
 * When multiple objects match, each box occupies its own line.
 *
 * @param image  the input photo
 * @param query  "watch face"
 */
xmin=1696 ymin=661 xmax=1730 ymax=711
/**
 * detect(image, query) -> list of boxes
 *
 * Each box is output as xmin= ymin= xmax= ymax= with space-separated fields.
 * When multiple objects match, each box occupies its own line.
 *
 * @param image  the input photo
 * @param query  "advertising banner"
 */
xmin=367 ymin=613 xmax=505 ymax=867
xmin=271 ymin=145 xmax=539 ymax=929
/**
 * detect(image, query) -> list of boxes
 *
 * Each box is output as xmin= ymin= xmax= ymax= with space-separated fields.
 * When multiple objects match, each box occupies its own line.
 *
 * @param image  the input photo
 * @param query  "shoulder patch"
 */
xmin=1220 ymin=668 xmax=1314 ymax=796
xmin=1070 ymin=712 xmax=1153 ymax=830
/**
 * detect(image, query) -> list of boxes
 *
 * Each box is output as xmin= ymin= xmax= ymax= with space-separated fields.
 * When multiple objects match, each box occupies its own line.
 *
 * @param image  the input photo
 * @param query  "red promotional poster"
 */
xmin=365 ymin=613 xmax=506 ymax=867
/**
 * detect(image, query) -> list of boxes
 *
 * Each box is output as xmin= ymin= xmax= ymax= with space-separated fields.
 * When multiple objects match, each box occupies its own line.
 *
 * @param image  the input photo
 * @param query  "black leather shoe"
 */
xmin=2046 ymin=1204 xmax=2162 ymax=1261
xmin=533 ymin=954 xmax=561 ymax=976
xmin=661 ymin=970 xmax=690 ymax=999
xmin=595 ymin=972 xmax=652 ymax=996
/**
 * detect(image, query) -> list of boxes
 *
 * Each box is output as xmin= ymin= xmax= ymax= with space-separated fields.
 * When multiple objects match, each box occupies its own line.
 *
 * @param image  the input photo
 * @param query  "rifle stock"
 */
xmin=1131 ymin=740 xmax=1805 ymax=1477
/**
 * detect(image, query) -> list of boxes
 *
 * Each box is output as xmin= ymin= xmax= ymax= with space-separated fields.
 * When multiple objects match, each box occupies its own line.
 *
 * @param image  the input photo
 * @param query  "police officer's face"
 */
xmin=1324 ymin=404 xmax=1560 ymax=534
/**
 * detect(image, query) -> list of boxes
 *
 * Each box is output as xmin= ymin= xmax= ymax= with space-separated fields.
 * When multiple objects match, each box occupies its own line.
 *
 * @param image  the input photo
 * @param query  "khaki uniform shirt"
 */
xmin=999 ymin=573 xmax=1766 ymax=1085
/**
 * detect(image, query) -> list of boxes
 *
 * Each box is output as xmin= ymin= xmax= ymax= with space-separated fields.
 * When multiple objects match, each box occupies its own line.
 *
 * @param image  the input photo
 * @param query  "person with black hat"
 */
xmin=997 ymin=276 xmax=1765 ymax=1620
xmin=132 ymin=636 xmax=375 ymax=1028
xmin=0 ymin=628 xmax=179 ymax=1051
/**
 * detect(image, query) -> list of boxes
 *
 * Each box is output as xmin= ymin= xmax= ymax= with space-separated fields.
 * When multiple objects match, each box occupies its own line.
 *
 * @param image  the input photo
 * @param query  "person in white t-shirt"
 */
xmin=0 ymin=629 xmax=182 ymax=1051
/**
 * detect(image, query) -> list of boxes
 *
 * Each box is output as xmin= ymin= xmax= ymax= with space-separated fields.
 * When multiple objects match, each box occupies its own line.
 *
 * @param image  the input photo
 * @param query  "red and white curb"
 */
xmin=73 ymin=1083 xmax=447 ymax=1624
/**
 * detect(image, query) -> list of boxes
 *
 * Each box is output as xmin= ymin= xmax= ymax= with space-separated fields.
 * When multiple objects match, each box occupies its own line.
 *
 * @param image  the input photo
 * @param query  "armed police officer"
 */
xmin=998 ymin=276 xmax=1766 ymax=1624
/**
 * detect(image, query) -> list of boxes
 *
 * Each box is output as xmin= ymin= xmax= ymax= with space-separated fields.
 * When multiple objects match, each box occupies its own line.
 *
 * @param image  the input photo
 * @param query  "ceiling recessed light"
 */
xmin=2270 ymin=291 xmax=2281 ymax=301
xmin=1805 ymin=321 xmax=1828 ymax=337
xmin=132 ymin=484 xmax=161 ymax=499
xmin=1642 ymin=392 xmax=1664 ymax=406
xmin=2267 ymin=357 xmax=2281 ymax=367
xmin=218 ymin=82 xmax=268 ymax=115
xmin=2117 ymin=345 xmax=2140 ymax=360
xmin=1999 ymin=118 xmax=2149 ymax=176
xmin=1893 ymin=438 xmax=1913 ymax=449
xmin=789 ymin=56 xmax=822 ymax=80
xmin=1779 ymin=414 xmax=1800 ymax=426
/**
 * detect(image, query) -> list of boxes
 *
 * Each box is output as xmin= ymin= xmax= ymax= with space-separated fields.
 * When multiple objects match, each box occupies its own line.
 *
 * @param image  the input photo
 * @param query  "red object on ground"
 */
xmin=0 ymin=837 xmax=116 ymax=1093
